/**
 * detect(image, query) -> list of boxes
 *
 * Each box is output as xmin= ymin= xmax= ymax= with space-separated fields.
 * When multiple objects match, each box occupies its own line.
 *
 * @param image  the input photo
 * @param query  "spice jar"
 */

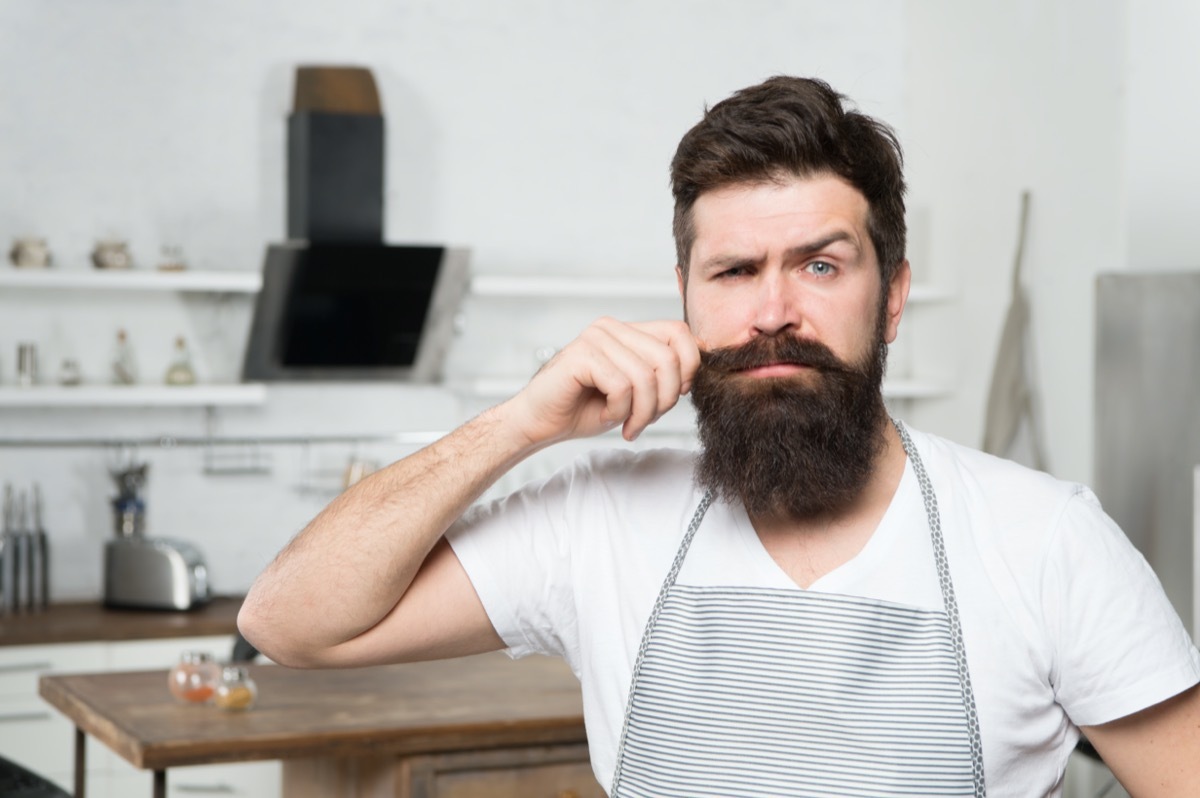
xmin=213 ymin=666 xmax=257 ymax=711
xmin=168 ymin=651 xmax=219 ymax=704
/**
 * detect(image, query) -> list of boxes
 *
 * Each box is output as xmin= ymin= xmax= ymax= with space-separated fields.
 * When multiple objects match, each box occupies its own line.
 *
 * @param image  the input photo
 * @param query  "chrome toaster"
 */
xmin=103 ymin=536 xmax=211 ymax=611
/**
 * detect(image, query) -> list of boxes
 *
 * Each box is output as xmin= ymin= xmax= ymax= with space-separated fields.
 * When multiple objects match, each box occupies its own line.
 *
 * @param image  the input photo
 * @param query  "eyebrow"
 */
xmin=697 ymin=231 xmax=860 ymax=273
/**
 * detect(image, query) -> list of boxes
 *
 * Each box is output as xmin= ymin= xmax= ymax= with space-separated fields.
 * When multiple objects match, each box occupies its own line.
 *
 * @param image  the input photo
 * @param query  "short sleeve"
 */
xmin=445 ymin=465 xmax=580 ymax=661
xmin=1043 ymin=487 xmax=1200 ymax=726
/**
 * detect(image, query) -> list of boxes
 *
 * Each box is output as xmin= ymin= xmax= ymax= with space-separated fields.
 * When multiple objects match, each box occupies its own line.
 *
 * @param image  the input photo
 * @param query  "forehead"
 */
xmin=689 ymin=173 xmax=872 ymax=263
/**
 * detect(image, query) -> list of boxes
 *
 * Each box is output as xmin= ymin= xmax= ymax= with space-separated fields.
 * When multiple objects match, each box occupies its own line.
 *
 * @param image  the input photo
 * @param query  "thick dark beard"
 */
xmin=690 ymin=319 xmax=889 ymax=521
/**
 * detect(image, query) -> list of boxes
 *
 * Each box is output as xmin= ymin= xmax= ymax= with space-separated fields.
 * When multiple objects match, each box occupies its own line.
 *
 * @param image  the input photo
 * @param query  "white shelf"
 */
xmin=471 ymin=274 xmax=678 ymax=299
xmin=470 ymin=274 xmax=951 ymax=303
xmin=0 ymin=384 xmax=267 ymax=408
xmin=0 ymin=269 xmax=261 ymax=293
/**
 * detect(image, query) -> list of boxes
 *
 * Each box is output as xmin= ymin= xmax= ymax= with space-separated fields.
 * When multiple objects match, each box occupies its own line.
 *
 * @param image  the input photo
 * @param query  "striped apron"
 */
xmin=610 ymin=423 xmax=986 ymax=797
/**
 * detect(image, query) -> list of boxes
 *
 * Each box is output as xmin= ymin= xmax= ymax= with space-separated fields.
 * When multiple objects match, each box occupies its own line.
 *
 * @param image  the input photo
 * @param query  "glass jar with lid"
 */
xmin=168 ymin=651 xmax=220 ymax=704
xmin=213 ymin=666 xmax=257 ymax=711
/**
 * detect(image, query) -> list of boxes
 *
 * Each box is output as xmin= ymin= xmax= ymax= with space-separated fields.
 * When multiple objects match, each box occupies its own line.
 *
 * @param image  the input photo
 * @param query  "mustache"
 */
xmin=698 ymin=335 xmax=851 ymax=375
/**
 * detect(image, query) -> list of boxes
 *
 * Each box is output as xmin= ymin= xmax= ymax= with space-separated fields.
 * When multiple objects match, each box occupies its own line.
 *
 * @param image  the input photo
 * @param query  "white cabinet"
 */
xmin=0 ymin=642 xmax=109 ymax=789
xmin=2 ymin=635 xmax=280 ymax=798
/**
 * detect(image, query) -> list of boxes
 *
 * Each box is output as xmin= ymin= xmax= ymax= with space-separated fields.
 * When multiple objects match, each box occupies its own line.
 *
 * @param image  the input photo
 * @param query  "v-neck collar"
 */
xmin=731 ymin=455 xmax=920 ymax=593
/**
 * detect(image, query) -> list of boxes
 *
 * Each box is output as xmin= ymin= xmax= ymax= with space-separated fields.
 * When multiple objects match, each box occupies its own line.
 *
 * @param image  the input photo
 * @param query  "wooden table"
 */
xmin=39 ymin=652 xmax=603 ymax=798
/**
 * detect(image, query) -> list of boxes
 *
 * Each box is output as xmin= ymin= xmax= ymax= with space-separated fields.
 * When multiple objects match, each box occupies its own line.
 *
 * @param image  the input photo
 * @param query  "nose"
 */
xmin=751 ymin=272 xmax=798 ymax=337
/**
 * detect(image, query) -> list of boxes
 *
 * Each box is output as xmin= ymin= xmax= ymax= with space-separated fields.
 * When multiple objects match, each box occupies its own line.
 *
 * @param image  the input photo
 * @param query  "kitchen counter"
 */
xmin=0 ymin=595 xmax=242 ymax=646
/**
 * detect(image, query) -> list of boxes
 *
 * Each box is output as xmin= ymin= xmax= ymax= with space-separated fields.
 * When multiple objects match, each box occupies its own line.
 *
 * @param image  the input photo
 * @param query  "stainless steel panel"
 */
xmin=1095 ymin=272 xmax=1200 ymax=634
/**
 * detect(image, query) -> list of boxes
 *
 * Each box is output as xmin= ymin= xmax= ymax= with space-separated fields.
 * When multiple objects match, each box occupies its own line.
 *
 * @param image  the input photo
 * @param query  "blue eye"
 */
xmin=807 ymin=261 xmax=835 ymax=276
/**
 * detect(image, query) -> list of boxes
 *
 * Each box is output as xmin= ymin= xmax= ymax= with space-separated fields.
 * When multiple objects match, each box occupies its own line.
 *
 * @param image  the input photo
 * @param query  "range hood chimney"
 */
xmin=242 ymin=66 xmax=468 ymax=382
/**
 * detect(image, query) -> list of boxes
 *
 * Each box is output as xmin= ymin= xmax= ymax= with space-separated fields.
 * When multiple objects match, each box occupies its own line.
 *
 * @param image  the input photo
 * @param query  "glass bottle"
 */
xmin=111 ymin=328 xmax=138 ymax=385
xmin=213 ymin=666 xmax=257 ymax=711
xmin=168 ymin=651 xmax=220 ymax=704
xmin=164 ymin=335 xmax=197 ymax=386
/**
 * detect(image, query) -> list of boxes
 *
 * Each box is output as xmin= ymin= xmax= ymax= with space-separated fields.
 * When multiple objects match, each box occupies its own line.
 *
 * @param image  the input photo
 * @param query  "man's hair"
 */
xmin=671 ymin=76 xmax=906 ymax=286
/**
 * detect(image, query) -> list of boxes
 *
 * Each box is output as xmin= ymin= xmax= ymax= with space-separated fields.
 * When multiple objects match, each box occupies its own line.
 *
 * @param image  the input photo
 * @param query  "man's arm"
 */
xmin=1081 ymin=682 xmax=1200 ymax=796
xmin=237 ymin=318 xmax=699 ymax=669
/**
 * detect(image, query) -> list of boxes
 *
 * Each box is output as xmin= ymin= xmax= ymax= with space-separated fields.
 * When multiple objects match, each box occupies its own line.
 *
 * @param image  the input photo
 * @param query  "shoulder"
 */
xmin=906 ymin=425 xmax=1092 ymax=525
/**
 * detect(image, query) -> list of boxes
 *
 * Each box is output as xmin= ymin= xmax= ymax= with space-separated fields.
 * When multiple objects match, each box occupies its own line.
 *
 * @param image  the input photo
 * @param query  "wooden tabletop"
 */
xmin=0 ymin=596 xmax=243 ymax=647
xmin=39 ymin=652 xmax=587 ymax=770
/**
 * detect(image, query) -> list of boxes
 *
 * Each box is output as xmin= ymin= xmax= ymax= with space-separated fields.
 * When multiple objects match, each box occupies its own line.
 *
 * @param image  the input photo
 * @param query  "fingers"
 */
xmin=579 ymin=318 xmax=699 ymax=441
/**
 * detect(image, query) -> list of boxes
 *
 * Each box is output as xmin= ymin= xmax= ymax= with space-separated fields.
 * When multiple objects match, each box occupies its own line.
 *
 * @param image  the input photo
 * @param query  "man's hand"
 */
xmin=501 ymin=317 xmax=701 ymax=447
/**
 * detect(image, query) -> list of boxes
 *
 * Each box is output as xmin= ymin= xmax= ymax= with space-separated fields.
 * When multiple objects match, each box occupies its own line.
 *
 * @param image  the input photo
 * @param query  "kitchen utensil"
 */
xmin=109 ymin=461 xmax=147 ymax=537
xmin=30 ymin=483 xmax=48 ymax=609
xmin=0 ymin=485 xmax=14 ymax=614
xmin=12 ymin=491 xmax=29 ymax=612
xmin=16 ymin=343 xmax=37 ymax=387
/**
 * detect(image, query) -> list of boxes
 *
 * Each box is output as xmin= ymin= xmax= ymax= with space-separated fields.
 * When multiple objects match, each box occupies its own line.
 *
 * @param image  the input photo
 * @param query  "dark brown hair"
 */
xmin=671 ymin=76 xmax=906 ymax=285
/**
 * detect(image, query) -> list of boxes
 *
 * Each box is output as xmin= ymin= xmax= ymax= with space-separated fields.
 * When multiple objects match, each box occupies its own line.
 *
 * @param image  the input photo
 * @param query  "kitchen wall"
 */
xmin=0 ymin=0 xmax=908 ymax=599
xmin=0 ymin=0 xmax=1195 ymax=608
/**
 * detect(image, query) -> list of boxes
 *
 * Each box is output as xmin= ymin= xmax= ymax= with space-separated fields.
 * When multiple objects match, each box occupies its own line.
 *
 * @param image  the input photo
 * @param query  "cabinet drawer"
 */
xmin=433 ymin=760 xmax=604 ymax=798
xmin=0 ymin=642 xmax=106 ymax=698
xmin=0 ymin=697 xmax=109 ymax=778
xmin=107 ymin=760 xmax=282 ymax=798
xmin=401 ymin=745 xmax=604 ymax=798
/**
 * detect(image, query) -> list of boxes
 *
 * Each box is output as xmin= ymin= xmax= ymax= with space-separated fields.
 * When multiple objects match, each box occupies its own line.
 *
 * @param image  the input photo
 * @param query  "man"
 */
xmin=239 ymin=76 xmax=1200 ymax=796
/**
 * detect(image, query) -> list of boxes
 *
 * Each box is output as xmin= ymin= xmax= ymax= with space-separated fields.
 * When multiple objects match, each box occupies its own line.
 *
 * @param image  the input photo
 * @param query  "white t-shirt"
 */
xmin=447 ymin=426 xmax=1200 ymax=796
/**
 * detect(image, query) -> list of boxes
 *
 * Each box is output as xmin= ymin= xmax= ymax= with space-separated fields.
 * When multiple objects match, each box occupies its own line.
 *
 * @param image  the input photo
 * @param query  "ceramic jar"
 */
xmin=9 ymin=237 xmax=51 ymax=269
xmin=92 ymin=239 xmax=133 ymax=270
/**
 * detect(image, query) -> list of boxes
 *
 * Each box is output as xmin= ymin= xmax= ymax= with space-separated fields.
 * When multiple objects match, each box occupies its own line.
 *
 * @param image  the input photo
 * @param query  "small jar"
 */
xmin=213 ymin=666 xmax=257 ymax=711
xmin=168 ymin=651 xmax=219 ymax=704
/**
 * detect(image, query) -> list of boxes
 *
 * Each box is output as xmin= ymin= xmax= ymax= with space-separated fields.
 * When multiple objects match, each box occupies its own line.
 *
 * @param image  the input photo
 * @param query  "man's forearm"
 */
xmin=237 ymin=402 xmax=541 ymax=666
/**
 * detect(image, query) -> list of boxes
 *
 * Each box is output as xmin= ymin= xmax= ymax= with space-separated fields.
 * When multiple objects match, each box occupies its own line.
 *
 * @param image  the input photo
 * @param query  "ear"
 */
xmin=883 ymin=259 xmax=911 ymax=345
xmin=676 ymin=265 xmax=689 ymax=321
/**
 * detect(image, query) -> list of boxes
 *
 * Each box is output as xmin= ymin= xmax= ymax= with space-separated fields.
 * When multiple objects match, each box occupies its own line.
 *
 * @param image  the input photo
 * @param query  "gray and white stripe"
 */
xmin=616 ymin=586 xmax=976 ymax=797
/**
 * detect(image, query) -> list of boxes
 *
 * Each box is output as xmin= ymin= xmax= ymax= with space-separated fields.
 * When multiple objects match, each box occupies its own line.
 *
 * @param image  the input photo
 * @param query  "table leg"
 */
xmin=73 ymin=726 xmax=85 ymax=798
xmin=153 ymin=769 xmax=166 ymax=798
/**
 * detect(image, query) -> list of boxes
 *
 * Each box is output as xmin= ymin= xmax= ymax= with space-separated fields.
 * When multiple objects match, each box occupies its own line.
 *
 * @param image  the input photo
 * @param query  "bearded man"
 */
xmin=240 ymin=76 xmax=1200 ymax=797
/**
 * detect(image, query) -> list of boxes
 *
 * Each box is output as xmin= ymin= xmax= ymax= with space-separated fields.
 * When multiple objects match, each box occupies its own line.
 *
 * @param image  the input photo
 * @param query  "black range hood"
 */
xmin=242 ymin=242 xmax=468 ymax=381
xmin=242 ymin=66 xmax=468 ymax=383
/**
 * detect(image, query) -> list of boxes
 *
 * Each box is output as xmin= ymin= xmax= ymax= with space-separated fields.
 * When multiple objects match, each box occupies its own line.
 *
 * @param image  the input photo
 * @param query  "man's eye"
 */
xmin=806 ymin=261 xmax=835 ymax=276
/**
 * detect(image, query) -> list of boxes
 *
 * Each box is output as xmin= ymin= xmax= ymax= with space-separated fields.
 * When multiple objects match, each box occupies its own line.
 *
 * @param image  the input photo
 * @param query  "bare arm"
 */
xmin=237 ymin=318 xmax=699 ymax=668
xmin=1081 ymin=682 xmax=1200 ymax=796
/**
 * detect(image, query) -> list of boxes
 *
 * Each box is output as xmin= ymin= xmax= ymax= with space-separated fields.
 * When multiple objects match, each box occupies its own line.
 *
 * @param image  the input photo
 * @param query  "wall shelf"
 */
xmin=0 ymin=384 xmax=267 ymax=408
xmin=470 ymin=274 xmax=678 ymax=299
xmin=0 ymin=269 xmax=261 ymax=293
